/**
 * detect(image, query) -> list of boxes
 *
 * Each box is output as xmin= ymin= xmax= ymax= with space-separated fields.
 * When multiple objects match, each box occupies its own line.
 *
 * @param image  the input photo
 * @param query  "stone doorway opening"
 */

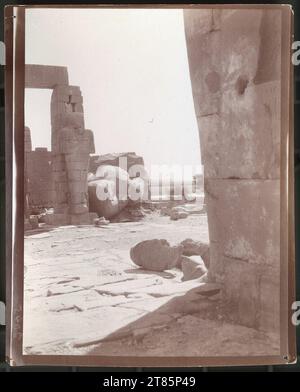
xmin=24 ymin=89 xmax=53 ymax=218
xmin=25 ymin=89 xmax=52 ymax=150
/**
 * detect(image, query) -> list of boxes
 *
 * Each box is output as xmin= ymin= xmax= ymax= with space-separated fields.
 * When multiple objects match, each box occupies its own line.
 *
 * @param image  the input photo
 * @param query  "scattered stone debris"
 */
xmin=130 ymin=239 xmax=183 ymax=271
xmin=128 ymin=207 xmax=146 ymax=218
xmin=89 ymin=152 xmax=145 ymax=174
xmin=29 ymin=215 xmax=39 ymax=229
xmin=24 ymin=219 xmax=32 ymax=231
xmin=94 ymin=217 xmax=110 ymax=227
xmin=159 ymin=203 xmax=206 ymax=221
xmin=129 ymin=237 xmax=210 ymax=279
xmin=180 ymin=238 xmax=210 ymax=268
xmin=38 ymin=212 xmax=47 ymax=223
xmin=180 ymin=255 xmax=207 ymax=282
xmin=24 ymin=215 xmax=40 ymax=231
xmin=160 ymin=206 xmax=171 ymax=216
xmin=188 ymin=283 xmax=221 ymax=298
xmin=170 ymin=207 xmax=189 ymax=221
xmin=182 ymin=203 xmax=206 ymax=215
xmin=197 ymin=272 xmax=209 ymax=283
xmin=110 ymin=206 xmax=147 ymax=223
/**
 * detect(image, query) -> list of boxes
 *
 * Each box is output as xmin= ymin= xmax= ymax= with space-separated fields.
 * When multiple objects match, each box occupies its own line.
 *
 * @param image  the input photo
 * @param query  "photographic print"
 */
xmin=6 ymin=5 xmax=295 ymax=366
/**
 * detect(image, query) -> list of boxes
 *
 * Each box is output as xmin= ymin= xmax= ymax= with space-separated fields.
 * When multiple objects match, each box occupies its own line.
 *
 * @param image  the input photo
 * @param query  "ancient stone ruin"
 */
xmin=89 ymin=152 xmax=145 ymax=175
xmin=24 ymin=7 xmax=281 ymax=336
xmin=25 ymin=64 xmax=97 ymax=225
xmin=24 ymin=127 xmax=54 ymax=214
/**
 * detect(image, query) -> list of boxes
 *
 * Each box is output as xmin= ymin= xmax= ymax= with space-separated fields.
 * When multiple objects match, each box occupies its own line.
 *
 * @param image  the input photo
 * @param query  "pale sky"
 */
xmin=25 ymin=8 xmax=201 ymax=172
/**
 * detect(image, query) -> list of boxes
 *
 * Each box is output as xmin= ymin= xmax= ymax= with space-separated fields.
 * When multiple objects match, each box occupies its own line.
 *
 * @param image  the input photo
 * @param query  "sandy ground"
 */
xmin=23 ymin=211 xmax=279 ymax=357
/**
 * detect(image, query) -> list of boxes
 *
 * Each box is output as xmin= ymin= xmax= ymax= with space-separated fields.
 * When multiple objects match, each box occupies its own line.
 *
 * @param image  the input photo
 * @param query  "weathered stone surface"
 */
xmin=24 ymin=219 xmax=32 ymax=231
xmin=94 ymin=216 xmax=110 ymax=226
xmin=184 ymin=9 xmax=282 ymax=333
xmin=253 ymin=10 xmax=282 ymax=84
xmin=88 ymin=165 xmax=130 ymax=219
xmin=25 ymin=64 xmax=69 ymax=89
xmin=50 ymin=86 xmax=84 ymax=137
xmin=185 ymin=9 xmax=281 ymax=180
xmin=44 ymin=213 xmax=70 ymax=226
xmin=128 ymin=177 xmax=149 ymax=204
xmin=89 ymin=165 xmax=147 ymax=218
xmin=206 ymin=179 xmax=280 ymax=272
xmin=89 ymin=152 xmax=144 ymax=175
xmin=29 ymin=215 xmax=39 ymax=230
xmin=55 ymin=112 xmax=85 ymax=130
xmin=70 ymin=95 xmax=83 ymax=104
xmin=24 ymin=126 xmax=32 ymax=153
xmin=184 ymin=11 xmax=221 ymax=118
xmin=24 ymin=65 xmax=98 ymax=226
xmin=70 ymin=204 xmax=88 ymax=215
xmin=181 ymin=255 xmax=207 ymax=282
xmin=220 ymin=10 xmax=263 ymax=82
xmin=205 ymin=179 xmax=280 ymax=330
xmin=70 ymin=212 xmax=98 ymax=226
xmin=54 ymin=127 xmax=94 ymax=215
xmin=193 ymin=32 xmax=221 ymax=117
xmin=95 ymin=164 xmax=129 ymax=182
xmin=110 ymin=206 xmax=147 ymax=223
xmin=51 ymin=85 xmax=82 ymax=102
xmin=130 ymin=239 xmax=183 ymax=272
xmin=160 ymin=203 xmax=205 ymax=218
xmin=37 ymin=213 xmax=47 ymax=223
xmin=51 ymin=100 xmax=68 ymax=118
xmin=183 ymin=9 xmax=214 ymax=36
xmin=180 ymin=238 xmax=210 ymax=268
xmin=170 ymin=208 xmax=188 ymax=221
xmin=222 ymin=259 xmax=280 ymax=332
xmin=160 ymin=206 xmax=170 ymax=216
xmin=44 ymin=212 xmax=97 ymax=226
xmin=219 ymin=80 xmax=280 ymax=179
xmin=259 ymin=268 xmax=280 ymax=332
xmin=25 ymin=147 xmax=55 ymax=209
xmin=88 ymin=179 xmax=128 ymax=219
xmin=182 ymin=282 xmax=221 ymax=298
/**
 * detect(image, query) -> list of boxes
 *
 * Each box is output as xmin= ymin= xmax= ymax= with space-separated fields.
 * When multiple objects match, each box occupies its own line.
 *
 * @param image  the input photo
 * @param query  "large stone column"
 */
xmin=184 ymin=9 xmax=281 ymax=332
xmin=49 ymin=85 xmax=97 ymax=225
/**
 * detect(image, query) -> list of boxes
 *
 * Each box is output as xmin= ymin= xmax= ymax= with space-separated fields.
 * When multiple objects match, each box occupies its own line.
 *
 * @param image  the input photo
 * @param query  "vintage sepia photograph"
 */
xmin=15 ymin=5 xmax=293 ymax=364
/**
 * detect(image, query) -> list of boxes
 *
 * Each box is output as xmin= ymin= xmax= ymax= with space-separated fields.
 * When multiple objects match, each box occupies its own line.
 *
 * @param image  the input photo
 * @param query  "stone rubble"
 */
xmin=130 ymin=238 xmax=210 ymax=281
xmin=160 ymin=204 xmax=206 ymax=221
xmin=130 ymin=239 xmax=183 ymax=272
xmin=180 ymin=238 xmax=210 ymax=268
xmin=94 ymin=217 xmax=110 ymax=227
xmin=180 ymin=255 xmax=207 ymax=282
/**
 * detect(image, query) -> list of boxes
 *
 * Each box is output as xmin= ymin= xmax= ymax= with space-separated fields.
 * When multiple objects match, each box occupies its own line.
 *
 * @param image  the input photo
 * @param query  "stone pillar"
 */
xmin=184 ymin=9 xmax=281 ymax=332
xmin=49 ymin=85 xmax=96 ymax=225
xmin=59 ymin=126 xmax=95 ymax=216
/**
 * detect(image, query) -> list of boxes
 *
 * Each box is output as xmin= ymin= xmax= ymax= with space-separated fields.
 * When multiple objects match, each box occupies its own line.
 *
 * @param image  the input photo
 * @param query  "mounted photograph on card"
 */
xmin=5 ymin=5 xmax=296 ymax=367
